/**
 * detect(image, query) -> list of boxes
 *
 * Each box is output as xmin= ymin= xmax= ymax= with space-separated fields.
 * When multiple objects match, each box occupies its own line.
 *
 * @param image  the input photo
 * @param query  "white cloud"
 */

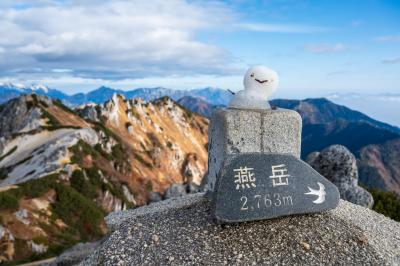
xmin=0 ymin=0 xmax=238 ymax=79
xmin=304 ymin=43 xmax=346 ymax=54
xmin=235 ymin=22 xmax=330 ymax=33
xmin=382 ymin=57 xmax=400 ymax=64
xmin=375 ymin=35 xmax=400 ymax=42
xmin=52 ymin=69 xmax=73 ymax=73
xmin=0 ymin=0 xmax=333 ymax=85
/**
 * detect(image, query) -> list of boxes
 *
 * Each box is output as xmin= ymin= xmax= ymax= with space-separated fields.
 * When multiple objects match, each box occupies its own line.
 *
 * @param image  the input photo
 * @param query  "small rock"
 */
xmin=186 ymin=182 xmax=200 ymax=194
xmin=305 ymin=151 xmax=320 ymax=166
xmin=300 ymin=241 xmax=311 ymax=251
xmin=148 ymin=192 xmax=162 ymax=204
xmin=50 ymin=241 xmax=101 ymax=265
xmin=164 ymin=183 xmax=187 ymax=199
xmin=152 ymin=234 xmax=160 ymax=242
xmin=307 ymin=145 xmax=374 ymax=208
xmin=358 ymin=235 xmax=368 ymax=245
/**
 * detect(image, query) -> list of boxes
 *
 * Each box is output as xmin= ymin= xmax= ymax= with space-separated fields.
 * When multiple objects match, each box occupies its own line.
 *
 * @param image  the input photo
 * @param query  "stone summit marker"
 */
xmin=213 ymin=153 xmax=340 ymax=222
xmin=207 ymin=65 xmax=340 ymax=223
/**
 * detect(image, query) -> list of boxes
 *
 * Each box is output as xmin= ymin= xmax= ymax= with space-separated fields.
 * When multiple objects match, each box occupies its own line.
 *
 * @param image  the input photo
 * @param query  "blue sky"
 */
xmin=0 ymin=0 xmax=399 ymax=98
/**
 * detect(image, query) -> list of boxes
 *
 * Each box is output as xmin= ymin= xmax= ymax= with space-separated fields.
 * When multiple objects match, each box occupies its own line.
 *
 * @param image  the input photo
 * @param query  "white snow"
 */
xmin=0 ymin=82 xmax=25 ymax=91
xmin=76 ymin=102 xmax=97 ymax=110
xmin=229 ymin=65 xmax=278 ymax=109
xmin=0 ymin=82 xmax=50 ymax=93
xmin=31 ymin=84 xmax=49 ymax=93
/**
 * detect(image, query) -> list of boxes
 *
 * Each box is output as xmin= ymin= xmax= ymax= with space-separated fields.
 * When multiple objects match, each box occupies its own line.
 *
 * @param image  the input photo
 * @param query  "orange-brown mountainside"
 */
xmin=357 ymin=138 xmax=400 ymax=195
xmin=86 ymin=94 xmax=209 ymax=203
xmin=0 ymin=94 xmax=208 ymax=264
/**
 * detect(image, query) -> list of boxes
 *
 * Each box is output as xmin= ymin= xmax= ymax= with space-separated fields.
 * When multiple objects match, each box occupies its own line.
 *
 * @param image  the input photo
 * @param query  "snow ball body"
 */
xmin=229 ymin=65 xmax=279 ymax=109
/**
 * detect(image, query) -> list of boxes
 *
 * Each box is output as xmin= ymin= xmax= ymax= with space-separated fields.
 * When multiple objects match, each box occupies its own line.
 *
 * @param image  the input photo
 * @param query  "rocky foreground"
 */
xmin=69 ymin=193 xmax=400 ymax=265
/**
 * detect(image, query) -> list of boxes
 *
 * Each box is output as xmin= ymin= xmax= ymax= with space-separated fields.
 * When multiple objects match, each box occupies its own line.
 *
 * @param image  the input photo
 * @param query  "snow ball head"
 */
xmin=243 ymin=65 xmax=279 ymax=98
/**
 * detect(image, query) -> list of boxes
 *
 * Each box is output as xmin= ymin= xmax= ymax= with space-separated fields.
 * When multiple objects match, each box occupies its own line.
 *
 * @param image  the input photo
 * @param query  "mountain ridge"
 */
xmin=0 ymin=93 xmax=208 ymax=263
xmin=0 ymin=83 xmax=234 ymax=107
xmin=271 ymin=98 xmax=400 ymax=133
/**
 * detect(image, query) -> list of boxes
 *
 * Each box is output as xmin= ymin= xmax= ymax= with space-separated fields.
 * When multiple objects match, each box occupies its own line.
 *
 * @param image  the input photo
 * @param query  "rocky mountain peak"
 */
xmin=90 ymin=94 xmax=209 ymax=195
xmin=0 ymin=94 xmax=51 ymax=139
xmin=0 ymin=93 xmax=210 ymax=263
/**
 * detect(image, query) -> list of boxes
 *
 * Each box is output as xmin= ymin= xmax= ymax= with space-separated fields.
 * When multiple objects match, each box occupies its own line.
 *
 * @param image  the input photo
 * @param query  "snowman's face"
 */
xmin=243 ymin=66 xmax=279 ymax=96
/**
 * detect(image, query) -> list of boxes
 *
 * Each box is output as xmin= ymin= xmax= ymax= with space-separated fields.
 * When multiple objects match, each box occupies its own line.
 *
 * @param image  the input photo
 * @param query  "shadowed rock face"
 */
xmin=81 ymin=193 xmax=400 ymax=265
xmin=357 ymin=138 xmax=400 ymax=195
xmin=0 ymin=94 xmax=48 ymax=139
xmin=306 ymin=145 xmax=374 ymax=208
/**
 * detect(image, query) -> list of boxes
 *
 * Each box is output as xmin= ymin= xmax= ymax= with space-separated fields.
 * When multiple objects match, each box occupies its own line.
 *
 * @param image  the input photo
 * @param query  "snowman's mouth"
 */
xmin=255 ymin=78 xmax=268 ymax=84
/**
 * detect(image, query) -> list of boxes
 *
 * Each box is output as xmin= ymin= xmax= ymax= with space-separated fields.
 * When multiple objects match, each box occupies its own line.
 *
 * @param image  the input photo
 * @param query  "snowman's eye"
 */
xmin=250 ymin=73 xmax=254 ymax=77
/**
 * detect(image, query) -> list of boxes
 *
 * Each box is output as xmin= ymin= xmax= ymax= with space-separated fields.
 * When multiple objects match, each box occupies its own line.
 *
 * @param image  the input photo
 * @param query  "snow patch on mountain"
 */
xmin=30 ymin=84 xmax=49 ymax=93
xmin=0 ymin=83 xmax=49 ymax=93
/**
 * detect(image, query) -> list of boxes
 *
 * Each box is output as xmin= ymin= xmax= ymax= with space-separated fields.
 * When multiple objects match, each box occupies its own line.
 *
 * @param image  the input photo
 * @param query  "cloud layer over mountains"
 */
xmin=0 ymin=0 xmax=236 ymax=80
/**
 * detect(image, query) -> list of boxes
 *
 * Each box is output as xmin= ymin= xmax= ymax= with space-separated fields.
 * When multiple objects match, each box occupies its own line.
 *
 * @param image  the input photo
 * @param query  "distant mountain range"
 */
xmin=3 ymin=83 xmax=398 ymax=127
xmin=0 ymin=83 xmax=69 ymax=105
xmin=270 ymin=98 xmax=400 ymax=135
xmin=0 ymin=83 xmax=234 ymax=106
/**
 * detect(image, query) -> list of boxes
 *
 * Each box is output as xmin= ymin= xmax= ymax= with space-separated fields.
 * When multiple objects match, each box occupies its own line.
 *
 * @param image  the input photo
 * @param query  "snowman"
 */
xmin=229 ymin=65 xmax=279 ymax=109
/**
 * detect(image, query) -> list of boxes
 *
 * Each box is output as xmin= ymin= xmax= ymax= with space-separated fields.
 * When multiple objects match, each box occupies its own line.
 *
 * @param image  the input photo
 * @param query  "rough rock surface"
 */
xmin=148 ymin=192 xmax=163 ymax=203
xmin=0 ymin=128 xmax=99 ymax=186
xmin=0 ymin=94 xmax=48 ymax=139
xmin=164 ymin=183 xmax=187 ymax=199
xmin=203 ymin=108 xmax=302 ymax=192
xmin=162 ymin=183 xmax=201 ymax=201
xmin=307 ymin=145 xmax=374 ymax=208
xmin=76 ymin=104 xmax=99 ymax=122
xmin=82 ymin=193 xmax=400 ymax=265
xmin=49 ymin=241 xmax=102 ymax=266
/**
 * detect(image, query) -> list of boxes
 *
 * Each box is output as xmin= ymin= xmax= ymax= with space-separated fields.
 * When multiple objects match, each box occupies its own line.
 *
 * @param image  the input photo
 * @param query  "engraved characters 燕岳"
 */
xmin=233 ymin=166 xmax=256 ymax=190
xmin=269 ymin=164 xmax=290 ymax=187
